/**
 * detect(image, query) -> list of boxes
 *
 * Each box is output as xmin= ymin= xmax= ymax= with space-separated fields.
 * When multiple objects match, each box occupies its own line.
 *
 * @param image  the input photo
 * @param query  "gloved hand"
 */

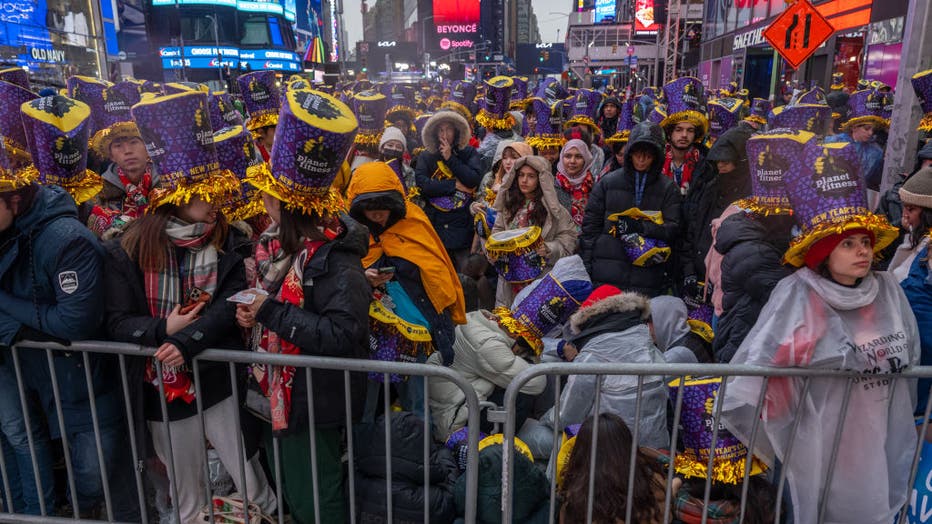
xmin=613 ymin=216 xmax=643 ymax=236
xmin=682 ymin=275 xmax=703 ymax=307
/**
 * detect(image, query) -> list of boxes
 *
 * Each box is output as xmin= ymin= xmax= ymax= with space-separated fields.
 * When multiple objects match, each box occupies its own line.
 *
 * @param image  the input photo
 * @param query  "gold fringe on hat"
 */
xmin=23 ymin=165 xmax=103 ymax=205
xmin=492 ymin=306 xmax=543 ymax=355
xmin=661 ymin=110 xmax=710 ymax=139
xmin=604 ymin=130 xmax=631 ymax=145
xmin=783 ymin=211 xmax=900 ymax=267
xmin=526 ymin=134 xmax=566 ymax=150
xmin=0 ymin=163 xmax=38 ymax=193
xmin=841 ymin=114 xmax=889 ymax=132
xmin=353 ymin=130 xmax=383 ymax=149
xmin=224 ymin=193 xmax=266 ymax=222
xmin=744 ymin=115 xmax=767 ymax=127
xmin=731 ymin=197 xmax=793 ymax=217
xmin=246 ymin=161 xmax=346 ymax=217
xmin=476 ymin=109 xmax=516 ymax=131
xmin=386 ymin=105 xmax=419 ymax=123
xmin=673 ymin=452 xmax=767 ymax=485
xmin=918 ymin=113 xmax=932 ymax=132
xmin=149 ymin=169 xmax=242 ymax=210
xmin=2 ymin=137 xmax=31 ymax=165
xmin=246 ymin=113 xmax=279 ymax=133
xmin=91 ymin=121 xmax=141 ymax=158
xmin=509 ymin=98 xmax=527 ymax=111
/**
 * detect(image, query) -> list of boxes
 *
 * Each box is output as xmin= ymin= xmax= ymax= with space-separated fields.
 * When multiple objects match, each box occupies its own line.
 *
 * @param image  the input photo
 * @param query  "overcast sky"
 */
xmin=340 ymin=0 xmax=571 ymax=46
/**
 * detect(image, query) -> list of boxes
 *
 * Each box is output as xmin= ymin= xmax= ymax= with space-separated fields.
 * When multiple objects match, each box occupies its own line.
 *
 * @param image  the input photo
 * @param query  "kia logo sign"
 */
xmin=377 ymin=41 xmax=396 ymax=47
xmin=535 ymin=43 xmax=552 ymax=49
xmin=440 ymin=38 xmax=451 ymax=50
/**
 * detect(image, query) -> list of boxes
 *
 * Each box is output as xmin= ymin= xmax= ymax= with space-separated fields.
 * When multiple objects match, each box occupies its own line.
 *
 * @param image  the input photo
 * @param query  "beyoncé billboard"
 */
xmin=432 ymin=0 xmax=480 ymax=51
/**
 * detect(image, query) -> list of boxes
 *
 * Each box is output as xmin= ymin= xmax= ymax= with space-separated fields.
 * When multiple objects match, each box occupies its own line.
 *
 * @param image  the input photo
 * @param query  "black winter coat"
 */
xmin=678 ymin=122 xmax=755 ymax=282
xmin=355 ymin=411 xmax=460 ymax=523
xmin=254 ymin=215 xmax=371 ymax=432
xmin=580 ymin=122 xmax=682 ymax=297
xmin=713 ymin=212 xmax=793 ymax=363
xmin=415 ymin=147 xmax=483 ymax=251
xmin=104 ymin=233 xmax=247 ymax=423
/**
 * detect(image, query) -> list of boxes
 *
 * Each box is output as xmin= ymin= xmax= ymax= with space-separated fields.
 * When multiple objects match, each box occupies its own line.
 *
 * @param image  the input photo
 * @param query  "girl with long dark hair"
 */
xmin=559 ymin=413 xmax=670 ymax=524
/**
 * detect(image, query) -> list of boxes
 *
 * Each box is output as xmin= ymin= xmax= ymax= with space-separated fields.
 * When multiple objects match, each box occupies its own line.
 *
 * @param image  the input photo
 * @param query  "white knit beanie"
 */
xmin=379 ymin=126 xmax=407 ymax=150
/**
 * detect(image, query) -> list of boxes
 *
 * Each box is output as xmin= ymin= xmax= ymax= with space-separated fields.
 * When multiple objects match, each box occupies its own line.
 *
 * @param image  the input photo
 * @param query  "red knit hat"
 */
xmin=580 ymin=284 xmax=623 ymax=309
xmin=804 ymin=228 xmax=874 ymax=270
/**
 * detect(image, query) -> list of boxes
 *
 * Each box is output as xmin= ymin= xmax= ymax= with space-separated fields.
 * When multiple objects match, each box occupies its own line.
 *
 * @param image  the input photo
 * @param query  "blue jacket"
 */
xmin=824 ymin=133 xmax=884 ymax=190
xmin=0 ymin=185 xmax=119 ymax=435
xmin=0 ymin=185 xmax=104 ymax=345
xmin=901 ymin=245 xmax=932 ymax=414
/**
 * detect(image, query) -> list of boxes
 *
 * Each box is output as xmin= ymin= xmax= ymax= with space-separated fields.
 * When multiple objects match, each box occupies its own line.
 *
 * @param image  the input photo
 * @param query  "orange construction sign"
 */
xmin=763 ymin=0 xmax=836 ymax=70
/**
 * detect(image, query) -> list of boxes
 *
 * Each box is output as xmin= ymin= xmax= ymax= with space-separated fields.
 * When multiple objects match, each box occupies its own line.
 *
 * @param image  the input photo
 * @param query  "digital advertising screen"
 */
xmin=594 ymin=0 xmax=615 ymax=22
xmin=432 ymin=0 xmax=479 ymax=51
xmin=633 ymin=0 xmax=660 ymax=33
xmin=159 ymin=45 xmax=300 ymax=71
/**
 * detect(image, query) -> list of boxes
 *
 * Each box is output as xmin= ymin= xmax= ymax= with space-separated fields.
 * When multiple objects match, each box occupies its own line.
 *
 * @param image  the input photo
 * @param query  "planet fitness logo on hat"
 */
xmin=812 ymin=149 xmax=858 ymax=198
xmin=755 ymin=147 xmax=789 ymax=189
xmin=53 ymin=136 xmax=83 ymax=169
xmin=296 ymin=137 xmax=331 ymax=177
xmin=295 ymin=91 xmax=342 ymax=120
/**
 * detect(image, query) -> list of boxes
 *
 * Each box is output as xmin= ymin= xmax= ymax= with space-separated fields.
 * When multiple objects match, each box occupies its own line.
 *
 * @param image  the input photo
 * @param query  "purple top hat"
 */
xmin=208 ymin=91 xmax=244 ymax=132
xmin=20 ymin=95 xmax=102 ymax=204
xmin=0 ymin=68 xmax=29 ymax=90
xmin=707 ymin=97 xmax=743 ymax=141
xmin=769 ymin=104 xmax=832 ymax=134
xmin=0 ymin=81 xmax=38 ymax=164
xmin=99 ymin=82 xmax=142 ymax=133
xmin=605 ymin=99 xmax=636 ymax=145
xmin=412 ymin=113 xmax=432 ymax=155
xmin=237 ymin=71 xmax=282 ymax=132
xmin=247 ymin=89 xmax=358 ymax=217
xmin=912 ymin=70 xmax=932 ymax=130
xmin=510 ymin=76 xmax=529 ymax=109
xmin=443 ymin=81 xmax=478 ymax=118
xmin=564 ymin=89 xmax=603 ymax=133
xmin=745 ymin=98 xmax=771 ymax=126
xmin=660 ymin=76 xmax=708 ymax=138
xmin=782 ymin=139 xmax=899 ymax=266
xmin=352 ymin=90 xmax=388 ymax=149
xmin=880 ymin=90 xmax=894 ymax=121
xmin=667 ymin=377 xmax=765 ymax=484
xmin=67 ymin=76 xmax=112 ymax=139
xmin=735 ymin=129 xmax=815 ymax=216
xmin=796 ymin=87 xmax=826 ymax=105
xmin=527 ymin=99 xmax=566 ymax=150
xmin=535 ymin=77 xmax=568 ymax=104
xmin=383 ymin=84 xmax=418 ymax=123
xmin=477 ymin=76 xmax=516 ymax=131
xmin=215 ymin=125 xmax=264 ymax=221
xmin=843 ymin=89 xmax=888 ymax=131
xmin=131 ymin=91 xmax=240 ymax=209
xmin=647 ymin=105 xmax=667 ymax=126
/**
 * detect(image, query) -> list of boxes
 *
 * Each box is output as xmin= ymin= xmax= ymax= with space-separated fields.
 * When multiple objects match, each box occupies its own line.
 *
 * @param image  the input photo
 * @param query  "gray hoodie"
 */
xmin=649 ymin=296 xmax=700 ymax=364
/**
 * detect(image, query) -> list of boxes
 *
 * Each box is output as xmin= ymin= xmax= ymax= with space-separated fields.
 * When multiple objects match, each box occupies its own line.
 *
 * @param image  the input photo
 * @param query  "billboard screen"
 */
xmin=633 ymin=0 xmax=660 ymax=32
xmin=594 ymin=0 xmax=615 ymax=22
xmin=432 ymin=0 xmax=479 ymax=51
xmin=159 ymin=46 xmax=301 ymax=71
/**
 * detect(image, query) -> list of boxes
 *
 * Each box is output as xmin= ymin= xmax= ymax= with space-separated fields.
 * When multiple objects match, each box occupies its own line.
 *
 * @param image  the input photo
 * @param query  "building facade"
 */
xmin=700 ymin=0 xmax=907 ymax=100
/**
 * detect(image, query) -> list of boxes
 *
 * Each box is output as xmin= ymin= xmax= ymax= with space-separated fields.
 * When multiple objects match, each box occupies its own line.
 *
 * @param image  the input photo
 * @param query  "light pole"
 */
xmin=420 ymin=15 xmax=435 ymax=73
xmin=206 ymin=13 xmax=224 ymax=86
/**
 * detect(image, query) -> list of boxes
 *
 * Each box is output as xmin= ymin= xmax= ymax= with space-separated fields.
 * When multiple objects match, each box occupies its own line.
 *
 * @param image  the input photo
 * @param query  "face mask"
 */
xmin=381 ymin=148 xmax=404 ymax=161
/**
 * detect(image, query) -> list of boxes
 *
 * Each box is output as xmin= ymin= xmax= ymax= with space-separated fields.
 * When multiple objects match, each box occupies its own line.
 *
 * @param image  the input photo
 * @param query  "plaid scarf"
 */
xmin=672 ymin=489 xmax=740 ymax=524
xmin=663 ymin=144 xmax=701 ymax=192
xmin=143 ymin=217 xmax=218 ymax=402
xmin=251 ymin=221 xmax=341 ymax=431
xmin=88 ymin=166 xmax=152 ymax=236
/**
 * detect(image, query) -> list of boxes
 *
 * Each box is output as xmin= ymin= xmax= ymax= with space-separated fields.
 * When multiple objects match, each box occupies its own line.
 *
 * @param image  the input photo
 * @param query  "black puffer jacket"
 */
xmin=355 ymin=411 xmax=460 ymax=523
xmin=254 ymin=215 xmax=371 ymax=432
xmin=713 ymin=212 xmax=794 ymax=363
xmin=454 ymin=443 xmax=550 ymax=523
xmin=678 ymin=122 xmax=755 ymax=283
xmin=580 ymin=121 xmax=682 ymax=296
xmin=415 ymin=147 xmax=483 ymax=251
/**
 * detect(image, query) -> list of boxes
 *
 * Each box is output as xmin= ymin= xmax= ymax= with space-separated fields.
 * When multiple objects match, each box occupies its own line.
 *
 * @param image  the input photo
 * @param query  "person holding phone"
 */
xmin=414 ymin=110 xmax=482 ymax=272
xmin=348 ymin=161 xmax=467 ymax=415
xmin=104 ymin=92 xmax=275 ymax=523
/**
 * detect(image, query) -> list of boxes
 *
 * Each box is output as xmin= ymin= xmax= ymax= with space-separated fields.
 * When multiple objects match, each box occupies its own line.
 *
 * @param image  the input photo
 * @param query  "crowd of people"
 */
xmin=0 ymin=64 xmax=930 ymax=524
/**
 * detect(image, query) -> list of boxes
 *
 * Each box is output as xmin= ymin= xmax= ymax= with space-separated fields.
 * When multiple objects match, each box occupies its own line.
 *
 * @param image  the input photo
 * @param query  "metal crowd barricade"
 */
xmin=498 ymin=362 xmax=932 ymax=524
xmin=4 ymin=340 xmax=482 ymax=524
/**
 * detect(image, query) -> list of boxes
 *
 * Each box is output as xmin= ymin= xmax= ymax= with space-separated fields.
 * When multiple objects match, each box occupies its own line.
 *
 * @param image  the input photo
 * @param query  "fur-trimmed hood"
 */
xmin=421 ymin=109 xmax=472 ymax=153
xmin=568 ymin=292 xmax=651 ymax=335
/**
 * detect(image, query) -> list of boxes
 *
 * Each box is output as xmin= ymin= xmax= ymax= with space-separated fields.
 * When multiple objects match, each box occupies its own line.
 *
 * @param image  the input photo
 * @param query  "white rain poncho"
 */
xmin=721 ymin=268 xmax=919 ymax=524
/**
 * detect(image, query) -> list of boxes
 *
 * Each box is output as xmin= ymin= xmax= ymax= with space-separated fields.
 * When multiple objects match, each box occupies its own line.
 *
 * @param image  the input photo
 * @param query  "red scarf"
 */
xmin=662 ymin=144 xmax=701 ymax=191
xmin=89 ymin=167 xmax=152 ymax=235
xmin=555 ymin=171 xmax=593 ymax=227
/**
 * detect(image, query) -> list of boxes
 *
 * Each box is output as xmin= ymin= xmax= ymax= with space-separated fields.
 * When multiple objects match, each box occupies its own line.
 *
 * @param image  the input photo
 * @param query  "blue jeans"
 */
xmin=66 ymin=423 xmax=140 ymax=521
xmin=0 ymin=362 xmax=55 ymax=515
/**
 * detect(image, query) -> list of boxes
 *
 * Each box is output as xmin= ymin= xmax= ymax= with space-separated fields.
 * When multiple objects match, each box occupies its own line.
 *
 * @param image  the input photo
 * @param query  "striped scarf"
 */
xmin=143 ymin=217 xmax=218 ymax=402
xmin=663 ymin=144 xmax=701 ymax=193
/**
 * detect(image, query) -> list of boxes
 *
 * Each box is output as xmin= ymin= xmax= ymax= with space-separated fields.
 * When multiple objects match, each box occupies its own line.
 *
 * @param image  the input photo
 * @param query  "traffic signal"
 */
xmin=539 ymin=52 xmax=544 ymax=62
xmin=543 ymin=51 xmax=550 ymax=60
